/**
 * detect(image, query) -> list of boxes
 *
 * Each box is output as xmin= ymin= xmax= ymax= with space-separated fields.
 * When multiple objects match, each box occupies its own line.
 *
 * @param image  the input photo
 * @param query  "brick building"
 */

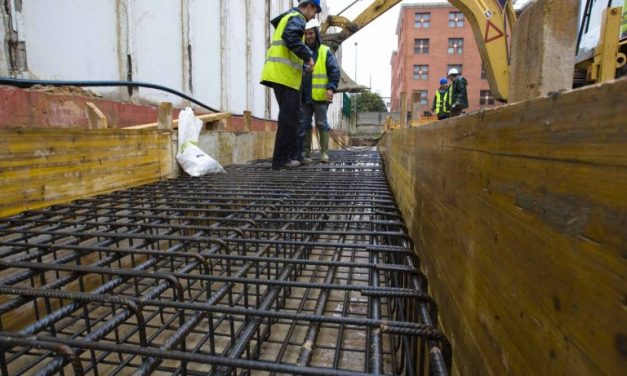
xmin=390 ymin=3 xmax=500 ymax=114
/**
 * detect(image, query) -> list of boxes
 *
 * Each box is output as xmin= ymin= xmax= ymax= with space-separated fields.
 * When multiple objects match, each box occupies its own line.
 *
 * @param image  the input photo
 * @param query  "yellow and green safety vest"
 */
xmin=434 ymin=87 xmax=451 ymax=115
xmin=260 ymin=11 xmax=306 ymax=90
xmin=311 ymin=45 xmax=330 ymax=101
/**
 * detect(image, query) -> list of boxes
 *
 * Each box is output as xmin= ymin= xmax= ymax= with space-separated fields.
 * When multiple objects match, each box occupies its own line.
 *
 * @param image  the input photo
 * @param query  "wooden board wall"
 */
xmin=0 ymin=128 xmax=173 ymax=218
xmin=379 ymin=79 xmax=627 ymax=375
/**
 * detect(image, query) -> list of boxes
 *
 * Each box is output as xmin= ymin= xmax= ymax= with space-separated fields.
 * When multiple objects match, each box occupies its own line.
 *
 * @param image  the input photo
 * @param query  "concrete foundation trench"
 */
xmin=0 ymin=150 xmax=450 ymax=375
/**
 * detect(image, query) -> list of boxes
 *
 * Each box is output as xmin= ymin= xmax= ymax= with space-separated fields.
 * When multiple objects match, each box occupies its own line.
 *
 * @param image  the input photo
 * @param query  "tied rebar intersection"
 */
xmin=0 ymin=150 xmax=451 ymax=375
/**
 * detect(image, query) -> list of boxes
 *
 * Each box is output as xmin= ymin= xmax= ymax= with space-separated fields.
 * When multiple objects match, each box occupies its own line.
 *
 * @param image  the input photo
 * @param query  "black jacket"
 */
xmin=270 ymin=8 xmax=313 ymax=62
xmin=451 ymin=76 xmax=468 ymax=109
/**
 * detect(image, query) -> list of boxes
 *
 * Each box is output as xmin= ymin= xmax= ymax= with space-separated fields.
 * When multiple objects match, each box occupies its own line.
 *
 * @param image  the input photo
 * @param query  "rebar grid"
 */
xmin=0 ymin=151 xmax=451 ymax=376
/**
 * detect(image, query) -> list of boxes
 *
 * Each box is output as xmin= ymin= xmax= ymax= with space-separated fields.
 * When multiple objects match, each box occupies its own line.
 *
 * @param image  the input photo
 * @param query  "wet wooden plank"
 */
xmin=379 ymin=79 xmax=627 ymax=375
xmin=0 ymin=128 xmax=173 ymax=218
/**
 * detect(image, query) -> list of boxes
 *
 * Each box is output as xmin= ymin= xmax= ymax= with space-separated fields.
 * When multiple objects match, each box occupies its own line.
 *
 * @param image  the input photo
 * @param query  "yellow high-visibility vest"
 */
xmin=260 ymin=11 xmax=306 ymax=90
xmin=434 ymin=88 xmax=450 ymax=115
xmin=311 ymin=45 xmax=330 ymax=101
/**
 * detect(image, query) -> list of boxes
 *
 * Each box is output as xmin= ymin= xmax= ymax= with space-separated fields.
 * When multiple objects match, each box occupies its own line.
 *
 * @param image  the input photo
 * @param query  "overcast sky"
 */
xmin=327 ymin=0 xmax=533 ymax=99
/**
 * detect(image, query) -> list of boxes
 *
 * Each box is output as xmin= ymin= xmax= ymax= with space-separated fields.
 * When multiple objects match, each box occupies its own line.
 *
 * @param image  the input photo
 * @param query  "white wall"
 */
xmin=0 ymin=0 xmax=338 ymax=126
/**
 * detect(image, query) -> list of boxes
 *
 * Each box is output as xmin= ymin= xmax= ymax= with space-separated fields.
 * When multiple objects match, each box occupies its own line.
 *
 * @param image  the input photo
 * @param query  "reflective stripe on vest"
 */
xmin=434 ymin=89 xmax=450 ymax=115
xmin=260 ymin=11 xmax=305 ymax=90
xmin=311 ymin=45 xmax=330 ymax=101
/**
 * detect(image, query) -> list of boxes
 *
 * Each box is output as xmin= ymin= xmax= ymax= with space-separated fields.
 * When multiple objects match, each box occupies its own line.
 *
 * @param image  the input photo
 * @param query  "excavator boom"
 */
xmin=321 ymin=0 xmax=515 ymax=101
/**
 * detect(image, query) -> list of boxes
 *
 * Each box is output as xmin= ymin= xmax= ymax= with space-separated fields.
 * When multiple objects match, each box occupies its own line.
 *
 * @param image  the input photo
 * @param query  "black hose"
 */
xmin=0 ymin=77 xmax=271 ymax=121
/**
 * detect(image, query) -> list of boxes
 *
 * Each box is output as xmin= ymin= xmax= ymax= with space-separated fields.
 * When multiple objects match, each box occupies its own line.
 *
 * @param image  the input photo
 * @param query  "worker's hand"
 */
xmin=326 ymin=89 xmax=334 ymax=103
xmin=305 ymin=58 xmax=315 ymax=73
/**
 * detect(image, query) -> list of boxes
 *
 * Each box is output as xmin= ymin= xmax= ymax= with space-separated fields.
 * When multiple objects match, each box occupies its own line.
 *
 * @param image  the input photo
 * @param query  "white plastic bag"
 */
xmin=175 ymin=107 xmax=225 ymax=176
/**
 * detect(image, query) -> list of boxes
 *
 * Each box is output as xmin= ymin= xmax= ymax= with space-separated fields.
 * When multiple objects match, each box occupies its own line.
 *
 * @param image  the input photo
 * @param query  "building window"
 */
xmin=414 ymin=39 xmax=429 ymax=54
xmin=481 ymin=65 xmax=487 ymax=80
xmin=413 ymin=65 xmax=429 ymax=80
xmin=447 ymin=64 xmax=463 ymax=75
xmin=414 ymin=12 xmax=430 ymax=28
xmin=480 ymin=90 xmax=495 ymax=105
xmin=449 ymin=12 xmax=464 ymax=27
xmin=448 ymin=38 xmax=464 ymax=54
xmin=418 ymin=90 xmax=428 ymax=105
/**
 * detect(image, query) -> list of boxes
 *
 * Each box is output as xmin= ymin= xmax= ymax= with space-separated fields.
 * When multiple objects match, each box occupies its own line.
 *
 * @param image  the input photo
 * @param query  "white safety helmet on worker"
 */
xmin=305 ymin=19 xmax=320 ymax=30
xmin=448 ymin=68 xmax=459 ymax=76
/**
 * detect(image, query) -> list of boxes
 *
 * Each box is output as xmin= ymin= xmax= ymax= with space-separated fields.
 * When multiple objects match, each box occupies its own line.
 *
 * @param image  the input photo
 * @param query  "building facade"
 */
xmin=390 ymin=3 xmax=499 ymax=115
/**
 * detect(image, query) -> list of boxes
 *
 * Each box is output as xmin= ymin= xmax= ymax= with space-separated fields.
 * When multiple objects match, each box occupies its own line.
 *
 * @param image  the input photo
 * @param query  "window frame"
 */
xmin=447 ymin=38 xmax=464 ymax=54
xmin=448 ymin=11 xmax=464 ymax=28
xmin=414 ymin=38 xmax=430 ymax=54
xmin=414 ymin=12 xmax=431 ymax=28
xmin=413 ymin=64 xmax=429 ymax=80
xmin=418 ymin=90 xmax=428 ymax=106
xmin=480 ymin=90 xmax=495 ymax=105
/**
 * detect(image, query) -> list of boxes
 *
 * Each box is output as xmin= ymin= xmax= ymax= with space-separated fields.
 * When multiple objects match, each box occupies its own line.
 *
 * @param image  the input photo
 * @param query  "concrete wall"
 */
xmin=379 ymin=78 xmax=627 ymax=375
xmin=0 ymin=0 xmax=343 ymax=124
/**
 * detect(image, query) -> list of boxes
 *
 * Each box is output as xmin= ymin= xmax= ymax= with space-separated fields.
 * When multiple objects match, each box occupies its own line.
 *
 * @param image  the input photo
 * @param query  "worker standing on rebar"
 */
xmin=295 ymin=18 xmax=340 ymax=164
xmin=260 ymin=0 xmax=321 ymax=170
xmin=431 ymin=77 xmax=451 ymax=120
xmin=447 ymin=68 xmax=468 ymax=117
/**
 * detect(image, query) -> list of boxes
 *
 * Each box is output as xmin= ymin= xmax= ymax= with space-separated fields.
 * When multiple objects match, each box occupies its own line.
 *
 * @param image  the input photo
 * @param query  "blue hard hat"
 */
xmin=439 ymin=77 xmax=448 ymax=85
xmin=306 ymin=0 xmax=322 ymax=13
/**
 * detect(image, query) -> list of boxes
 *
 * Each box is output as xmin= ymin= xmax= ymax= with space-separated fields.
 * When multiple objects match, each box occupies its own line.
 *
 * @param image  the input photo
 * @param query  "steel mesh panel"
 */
xmin=0 ymin=150 xmax=450 ymax=376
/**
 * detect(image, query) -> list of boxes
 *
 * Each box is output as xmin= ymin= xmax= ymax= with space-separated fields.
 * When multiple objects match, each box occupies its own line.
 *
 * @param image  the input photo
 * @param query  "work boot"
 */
xmin=301 ymin=130 xmax=313 ymax=164
xmin=319 ymin=130 xmax=330 ymax=163
xmin=285 ymin=160 xmax=300 ymax=168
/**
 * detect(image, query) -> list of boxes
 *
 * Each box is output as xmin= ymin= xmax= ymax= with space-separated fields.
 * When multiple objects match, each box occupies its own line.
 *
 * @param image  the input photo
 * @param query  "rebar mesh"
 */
xmin=0 ymin=150 xmax=450 ymax=376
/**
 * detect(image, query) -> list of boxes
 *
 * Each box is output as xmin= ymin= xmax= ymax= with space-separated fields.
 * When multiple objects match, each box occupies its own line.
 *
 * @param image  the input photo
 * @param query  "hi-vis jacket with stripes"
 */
xmin=260 ymin=9 xmax=312 ymax=91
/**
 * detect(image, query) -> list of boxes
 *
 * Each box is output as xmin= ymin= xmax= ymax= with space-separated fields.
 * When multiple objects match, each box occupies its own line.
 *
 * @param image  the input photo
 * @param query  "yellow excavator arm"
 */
xmin=321 ymin=0 xmax=515 ymax=101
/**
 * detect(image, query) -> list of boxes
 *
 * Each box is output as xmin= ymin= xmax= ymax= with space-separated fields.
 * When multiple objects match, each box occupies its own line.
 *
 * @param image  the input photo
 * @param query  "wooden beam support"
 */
xmin=157 ymin=102 xmax=173 ymax=130
xmin=85 ymin=102 xmax=108 ymax=129
xmin=399 ymin=91 xmax=407 ymax=128
xmin=243 ymin=110 xmax=252 ymax=132
xmin=123 ymin=112 xmax=231 ymax=130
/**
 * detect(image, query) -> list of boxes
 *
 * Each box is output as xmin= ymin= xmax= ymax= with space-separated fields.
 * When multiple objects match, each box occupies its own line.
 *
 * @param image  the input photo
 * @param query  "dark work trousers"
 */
xmin=272 ymin=83 xmax=300 ymax=169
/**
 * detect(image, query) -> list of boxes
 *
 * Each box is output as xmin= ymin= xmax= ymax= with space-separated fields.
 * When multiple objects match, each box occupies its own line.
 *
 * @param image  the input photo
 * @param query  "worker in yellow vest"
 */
xmin=260 ymin=0 xmax=321 ymax=170
xmin=295 ymin=19 xmax=340 ymax=164
xmin=431 ymin=77 xmax=451 ymax=120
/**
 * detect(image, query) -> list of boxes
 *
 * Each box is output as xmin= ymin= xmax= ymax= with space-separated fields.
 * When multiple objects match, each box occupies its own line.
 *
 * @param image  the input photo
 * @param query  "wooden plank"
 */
xmin=379 ymin=79 xmax=627 ymax=376
xmin=0 ymin=128 xmax=173 ymax=218
xmin=157 ymin=102 xmax=173 ymax=130
xmin=243 ymin=110 xmax=252 ymax=132
xmin=123 ymin=112 xmax=231 ymax=129
xmin=85 ymin=101 xmax=108 ymax=129
xmin=399 ymin=92 xmax=407 ymax=128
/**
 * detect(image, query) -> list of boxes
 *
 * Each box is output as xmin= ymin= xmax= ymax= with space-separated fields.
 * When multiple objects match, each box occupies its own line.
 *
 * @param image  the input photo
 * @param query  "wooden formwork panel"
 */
xmin=0 ymin=128 xmax=173 ymax=217
xmin=379 ymin=79 xmax=627 ymax=375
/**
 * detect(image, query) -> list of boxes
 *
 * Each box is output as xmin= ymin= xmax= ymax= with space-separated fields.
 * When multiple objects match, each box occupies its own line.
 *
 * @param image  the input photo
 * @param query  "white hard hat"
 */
xmin=448 ymin=68 xmax=459 ymax=76
xmin=305 ymin=19 xmax=320 ymax=30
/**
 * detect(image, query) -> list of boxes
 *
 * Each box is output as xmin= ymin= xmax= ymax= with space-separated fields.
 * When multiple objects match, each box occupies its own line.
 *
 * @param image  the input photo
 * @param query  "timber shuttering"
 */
xmin=379 ymin=78 xmax=627 ymax=375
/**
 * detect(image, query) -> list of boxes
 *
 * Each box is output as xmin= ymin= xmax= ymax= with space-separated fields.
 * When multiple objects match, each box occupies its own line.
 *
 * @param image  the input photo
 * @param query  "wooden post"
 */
xmin=85 ymin=102 xmax=108 ymax=129
xmin=385 ymin=115 xmax=392 ymax=131
xmin=157 ymin=102 xmax=173 ymax=130
xmin=399 ymin=92 xmax=407 ymax=129
xmin=243 ymin=110 xmax=252 ymax=132
xmin=509 ymin=0 xmax=579 ymax=102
